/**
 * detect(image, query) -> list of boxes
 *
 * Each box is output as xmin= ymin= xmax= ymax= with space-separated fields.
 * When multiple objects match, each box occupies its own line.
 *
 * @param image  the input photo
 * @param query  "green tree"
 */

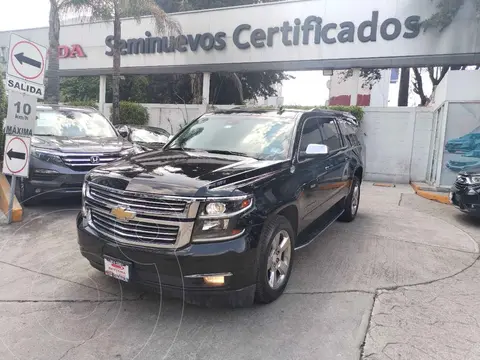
xmin=63 ymin=0 xmax=179 ymax=123
xmin=156 ymin=0 xmax=290 ymax=105
xmin=343 ymin=0 xmax=480 ymax=106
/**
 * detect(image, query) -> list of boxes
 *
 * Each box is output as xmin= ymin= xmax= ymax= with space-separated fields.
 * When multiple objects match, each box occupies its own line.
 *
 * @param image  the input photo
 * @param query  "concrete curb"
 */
xmin=410 ymin=182 xmax=451 ymax=205
xmin=0 ymin=174 xmax=23 ymax=222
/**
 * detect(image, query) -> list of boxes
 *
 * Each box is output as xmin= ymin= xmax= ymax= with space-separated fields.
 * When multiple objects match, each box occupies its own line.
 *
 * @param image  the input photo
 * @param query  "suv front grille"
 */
xmin=84 ymin=182 xmax=199 ymax=248
xmin=90 ymin=208 xmax=180 ymax=245
xmin=62 ymin=153 xmax=122 ymax=171
xmin=89 ymin=183 xmax=188 ymax=214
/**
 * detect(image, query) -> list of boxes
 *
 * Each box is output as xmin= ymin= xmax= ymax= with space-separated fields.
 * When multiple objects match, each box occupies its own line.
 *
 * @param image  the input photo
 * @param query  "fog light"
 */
xmin=34 ymin=169 xmax=58 ymax=174
xmin=35 ymin=188 xmax=42 ymax=193
xmin=203 ymin=276 xmax=225 ymax=286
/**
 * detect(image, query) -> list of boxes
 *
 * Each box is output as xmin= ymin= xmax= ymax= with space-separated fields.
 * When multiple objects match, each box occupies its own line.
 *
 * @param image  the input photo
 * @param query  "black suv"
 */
xmin=77 ymin=108 xmax=365 ymax=306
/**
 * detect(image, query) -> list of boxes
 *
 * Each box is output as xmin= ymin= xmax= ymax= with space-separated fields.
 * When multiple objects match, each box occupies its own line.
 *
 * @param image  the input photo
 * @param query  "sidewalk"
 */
xmin=362 ymin=191 xmax=480 ymax=360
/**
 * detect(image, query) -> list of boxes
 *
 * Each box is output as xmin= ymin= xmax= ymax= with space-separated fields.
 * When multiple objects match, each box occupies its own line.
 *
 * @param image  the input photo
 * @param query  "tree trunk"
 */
xmin=111 ymin=4 xmax=121 ymax=124
xmin=398 ymin=67 xmax=410 ymax=106
xmin=190 ymin=74 xmax=202 ymax=104
xmin=412 ymin=67 xmax=429 ymax=106
xmin=45 ymin=0 xmax=60 ymax=104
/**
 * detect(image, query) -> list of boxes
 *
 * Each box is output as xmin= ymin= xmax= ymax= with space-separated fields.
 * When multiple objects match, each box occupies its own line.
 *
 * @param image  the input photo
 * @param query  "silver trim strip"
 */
xmin=192 ymin=229 xmax=246 ymax=243
xmin=185 ymin=272 xmax=233 ymax=278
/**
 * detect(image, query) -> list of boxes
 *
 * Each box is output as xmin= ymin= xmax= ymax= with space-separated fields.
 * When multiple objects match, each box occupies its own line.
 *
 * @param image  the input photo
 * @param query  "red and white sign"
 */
xmin=2 ymin=135 xmax=31 ymax=178
xmin=7 ymin=34 xmax=47 ymax=86
xmin=104 ymin=257 xmax=130 ymax=282
xmin=58 ymin=44 xmax=86 ymax=59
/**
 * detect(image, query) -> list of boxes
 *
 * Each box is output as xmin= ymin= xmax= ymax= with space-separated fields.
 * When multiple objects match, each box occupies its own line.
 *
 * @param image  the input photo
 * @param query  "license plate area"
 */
xmin=104 ymin=256 xmax=131 ymax=282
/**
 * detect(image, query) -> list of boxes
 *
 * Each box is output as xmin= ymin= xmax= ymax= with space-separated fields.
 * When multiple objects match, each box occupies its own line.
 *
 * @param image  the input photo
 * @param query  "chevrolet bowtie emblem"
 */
xmin=111 ymin=206 xmax=136 ymax=222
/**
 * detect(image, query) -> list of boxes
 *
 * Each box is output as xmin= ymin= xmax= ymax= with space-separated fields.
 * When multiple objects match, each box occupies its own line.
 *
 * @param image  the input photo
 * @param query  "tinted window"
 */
xmin=338 ymin=118 xmax=360 ymax=146
xmin=166 ymin=114 xmax=296 ymax=160
xmin=299 ymin=118 xmax=322 ymax=153
xmin=319 ymin=118 xmax=342 ymax=150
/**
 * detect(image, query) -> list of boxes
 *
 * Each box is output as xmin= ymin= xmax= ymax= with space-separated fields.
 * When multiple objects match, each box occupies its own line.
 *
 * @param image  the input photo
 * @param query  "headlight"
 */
xmin=192 ymin=197 xmax=253 ymax=242
xmin=120 ymin=146 xmax=137 ymax=156
xmin=471 ymin=176 xmax=480 ymax=184
xmin=81 ymin=181 xmax=89 ymax=217
xmin=31 ymin=148 xmax=64 ymax=166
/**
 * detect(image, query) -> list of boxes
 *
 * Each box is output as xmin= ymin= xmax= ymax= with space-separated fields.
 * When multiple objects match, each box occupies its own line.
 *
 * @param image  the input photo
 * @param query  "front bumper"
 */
xmin=77 ymin=214 xmax=258 ymax=307
xmin=450 ymin=185 xmax=480 ymax=216
xmin=26 ymin=157 xmax=88 ymax=199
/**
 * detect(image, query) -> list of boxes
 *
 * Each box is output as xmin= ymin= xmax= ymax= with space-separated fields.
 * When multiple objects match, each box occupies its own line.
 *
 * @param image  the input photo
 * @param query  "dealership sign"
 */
xmin=105 ymin=11 xmax=421 ymax=56
xmin=58 ymin=44 xmax=86 ymax=58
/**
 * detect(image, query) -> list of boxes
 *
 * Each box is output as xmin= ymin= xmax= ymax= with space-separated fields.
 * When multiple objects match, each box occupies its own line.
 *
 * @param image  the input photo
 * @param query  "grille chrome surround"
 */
xmin=85 ymin=182 xmax=199 ymax=249
xmin=62 ymin=153 xmax=122 ymax=170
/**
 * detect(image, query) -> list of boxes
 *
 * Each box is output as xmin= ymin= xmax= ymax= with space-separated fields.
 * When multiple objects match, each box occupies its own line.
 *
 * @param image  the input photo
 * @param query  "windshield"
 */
xmin=131 ymin=128 xmax=169 ymax=143
xmin=35 ymin=110 xmax=117 ymax=138
xmin=166 ymin=114 xmax=295 ymax=160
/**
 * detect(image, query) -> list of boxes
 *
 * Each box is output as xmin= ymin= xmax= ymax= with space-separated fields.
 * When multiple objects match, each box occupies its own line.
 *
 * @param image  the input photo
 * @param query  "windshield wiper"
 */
xmin=201 ymin=149 xmax=256 ymax=159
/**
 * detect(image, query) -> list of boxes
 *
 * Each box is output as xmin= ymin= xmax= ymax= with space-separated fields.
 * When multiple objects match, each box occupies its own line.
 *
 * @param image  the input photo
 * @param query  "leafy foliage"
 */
xmin=113 ymin=101 xmax=150 ymax=125
xmin=422 ymin=0 xmax=480 ymax=32
xmin=284 ymin=105 xmax=365 ymax=121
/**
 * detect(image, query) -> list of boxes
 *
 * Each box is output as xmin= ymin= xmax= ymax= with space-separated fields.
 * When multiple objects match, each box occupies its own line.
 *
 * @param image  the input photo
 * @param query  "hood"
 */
xmin=31 ymin=136 xmax=128 ymax=153
xmin=88 ymin=149 xmax=288 ymax=197
xmin=135 ymin=141 xmax=166 ymax=152
xmin=459 ymin=165 xmax=480 ymax=176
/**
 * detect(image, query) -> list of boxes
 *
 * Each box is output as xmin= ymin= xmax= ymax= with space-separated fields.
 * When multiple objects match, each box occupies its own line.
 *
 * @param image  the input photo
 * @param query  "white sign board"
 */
xmin=4 ymin=92 xmax=37 ymax=137
xmin=6 ymin=33 xmax=46 ymax=99
xmin=2 ymin=135 xmax=31 ymax=178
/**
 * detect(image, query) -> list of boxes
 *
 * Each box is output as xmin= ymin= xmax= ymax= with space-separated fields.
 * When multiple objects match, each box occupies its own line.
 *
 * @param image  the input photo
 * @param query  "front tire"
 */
xmin=255 ymin=215 xmax=295 ymax=304
xmin=338 ymin=176 xmax=361 ymax=222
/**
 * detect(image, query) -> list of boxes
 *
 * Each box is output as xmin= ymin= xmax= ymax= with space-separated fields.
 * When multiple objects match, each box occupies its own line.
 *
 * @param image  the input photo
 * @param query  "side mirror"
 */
xmin=304 ymin=144 xmax=329 ymax=157
xmin=118 ymin=126 xmax=129 ymax=138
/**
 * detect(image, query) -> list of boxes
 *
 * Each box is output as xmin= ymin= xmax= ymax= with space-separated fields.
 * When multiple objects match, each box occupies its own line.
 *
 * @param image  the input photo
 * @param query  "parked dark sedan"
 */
xmin=19 ymin=105 xmax=134 ymax=205
xmin=450 ymin=166 xmax=480 ymax=216
xmin=115 ymin=124 xmax=170 ymax=151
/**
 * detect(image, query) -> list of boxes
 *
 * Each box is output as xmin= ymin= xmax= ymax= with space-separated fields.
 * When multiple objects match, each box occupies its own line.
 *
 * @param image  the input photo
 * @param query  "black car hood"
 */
xmin=32 ymin=136 xmax=127 ymax=153
xmin=89 ymin=149 xmax=288 ymax=197
xmin=459 ymin=165 xmax=480 ymax=176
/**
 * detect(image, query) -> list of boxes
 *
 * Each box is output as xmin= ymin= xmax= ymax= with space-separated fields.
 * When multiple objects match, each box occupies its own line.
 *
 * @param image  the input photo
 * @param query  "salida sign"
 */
xmin=105 ymin=11 xmax=421 ymax=56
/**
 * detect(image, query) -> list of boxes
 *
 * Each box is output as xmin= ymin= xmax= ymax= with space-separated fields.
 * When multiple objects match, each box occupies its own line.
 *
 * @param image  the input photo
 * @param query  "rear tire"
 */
xmin=338 ymin=176 xmax=361 ymax=222
xmin=255 ymin=215 xmax=295 ymax=304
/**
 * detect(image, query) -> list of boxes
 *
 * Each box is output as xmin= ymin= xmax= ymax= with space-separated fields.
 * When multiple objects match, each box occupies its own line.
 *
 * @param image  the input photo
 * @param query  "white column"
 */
xmin=99 ymin=75 xmax=107 ymax=116
xmin=349 ymin=68 xmax=361 ymax=106
xmin=202 ymin=72 xmax=211 ymax=106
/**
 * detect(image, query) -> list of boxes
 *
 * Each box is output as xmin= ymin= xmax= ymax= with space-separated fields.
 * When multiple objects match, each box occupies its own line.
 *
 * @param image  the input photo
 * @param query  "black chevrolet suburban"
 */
xmin=77 ymin=108 xmax=365 ymax=306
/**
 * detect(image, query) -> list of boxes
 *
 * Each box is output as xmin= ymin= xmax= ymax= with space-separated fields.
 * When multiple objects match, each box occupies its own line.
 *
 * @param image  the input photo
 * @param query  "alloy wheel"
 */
xmin=266 ymin=230 xmax=292 ymax=290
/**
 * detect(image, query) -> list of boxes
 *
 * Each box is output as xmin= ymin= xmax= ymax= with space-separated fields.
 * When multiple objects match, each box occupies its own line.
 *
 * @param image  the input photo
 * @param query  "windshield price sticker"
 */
xmin=4 ymin=92 xmax=37 ymax=137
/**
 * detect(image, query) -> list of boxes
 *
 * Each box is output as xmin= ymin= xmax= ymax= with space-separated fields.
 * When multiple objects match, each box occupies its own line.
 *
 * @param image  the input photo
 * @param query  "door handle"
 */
xmin=325 ymin=165 xmax=333 ymax=170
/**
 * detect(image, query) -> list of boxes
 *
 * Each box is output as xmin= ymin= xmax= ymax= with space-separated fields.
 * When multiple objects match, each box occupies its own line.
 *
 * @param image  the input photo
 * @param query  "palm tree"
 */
xmin=46 ymin=0 xmax=179 ymax=121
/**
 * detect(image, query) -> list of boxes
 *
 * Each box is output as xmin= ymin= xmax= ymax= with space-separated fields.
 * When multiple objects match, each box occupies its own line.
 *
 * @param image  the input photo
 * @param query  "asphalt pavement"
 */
xmin=0 ymin=183 xmax=479 ymax=360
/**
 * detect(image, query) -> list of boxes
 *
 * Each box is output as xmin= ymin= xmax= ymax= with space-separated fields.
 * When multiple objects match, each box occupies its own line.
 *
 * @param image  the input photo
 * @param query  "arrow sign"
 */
xmin=14 ymin=52 xmax=41 ymax=69
xmin=7 ymin=148 xmax=26 ymax=160
xmin=2 ymin=135 xmax=31 ymax=178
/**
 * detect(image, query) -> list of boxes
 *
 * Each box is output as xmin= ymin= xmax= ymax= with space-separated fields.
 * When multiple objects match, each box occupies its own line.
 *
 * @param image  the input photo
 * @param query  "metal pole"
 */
xmin=7 ymin=175 xmax=16 ymax=224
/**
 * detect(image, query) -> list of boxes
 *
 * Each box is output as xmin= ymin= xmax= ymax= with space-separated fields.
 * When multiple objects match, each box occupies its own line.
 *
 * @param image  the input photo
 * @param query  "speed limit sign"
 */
xmin=4 ymin=91 xmax=37 ymax=136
